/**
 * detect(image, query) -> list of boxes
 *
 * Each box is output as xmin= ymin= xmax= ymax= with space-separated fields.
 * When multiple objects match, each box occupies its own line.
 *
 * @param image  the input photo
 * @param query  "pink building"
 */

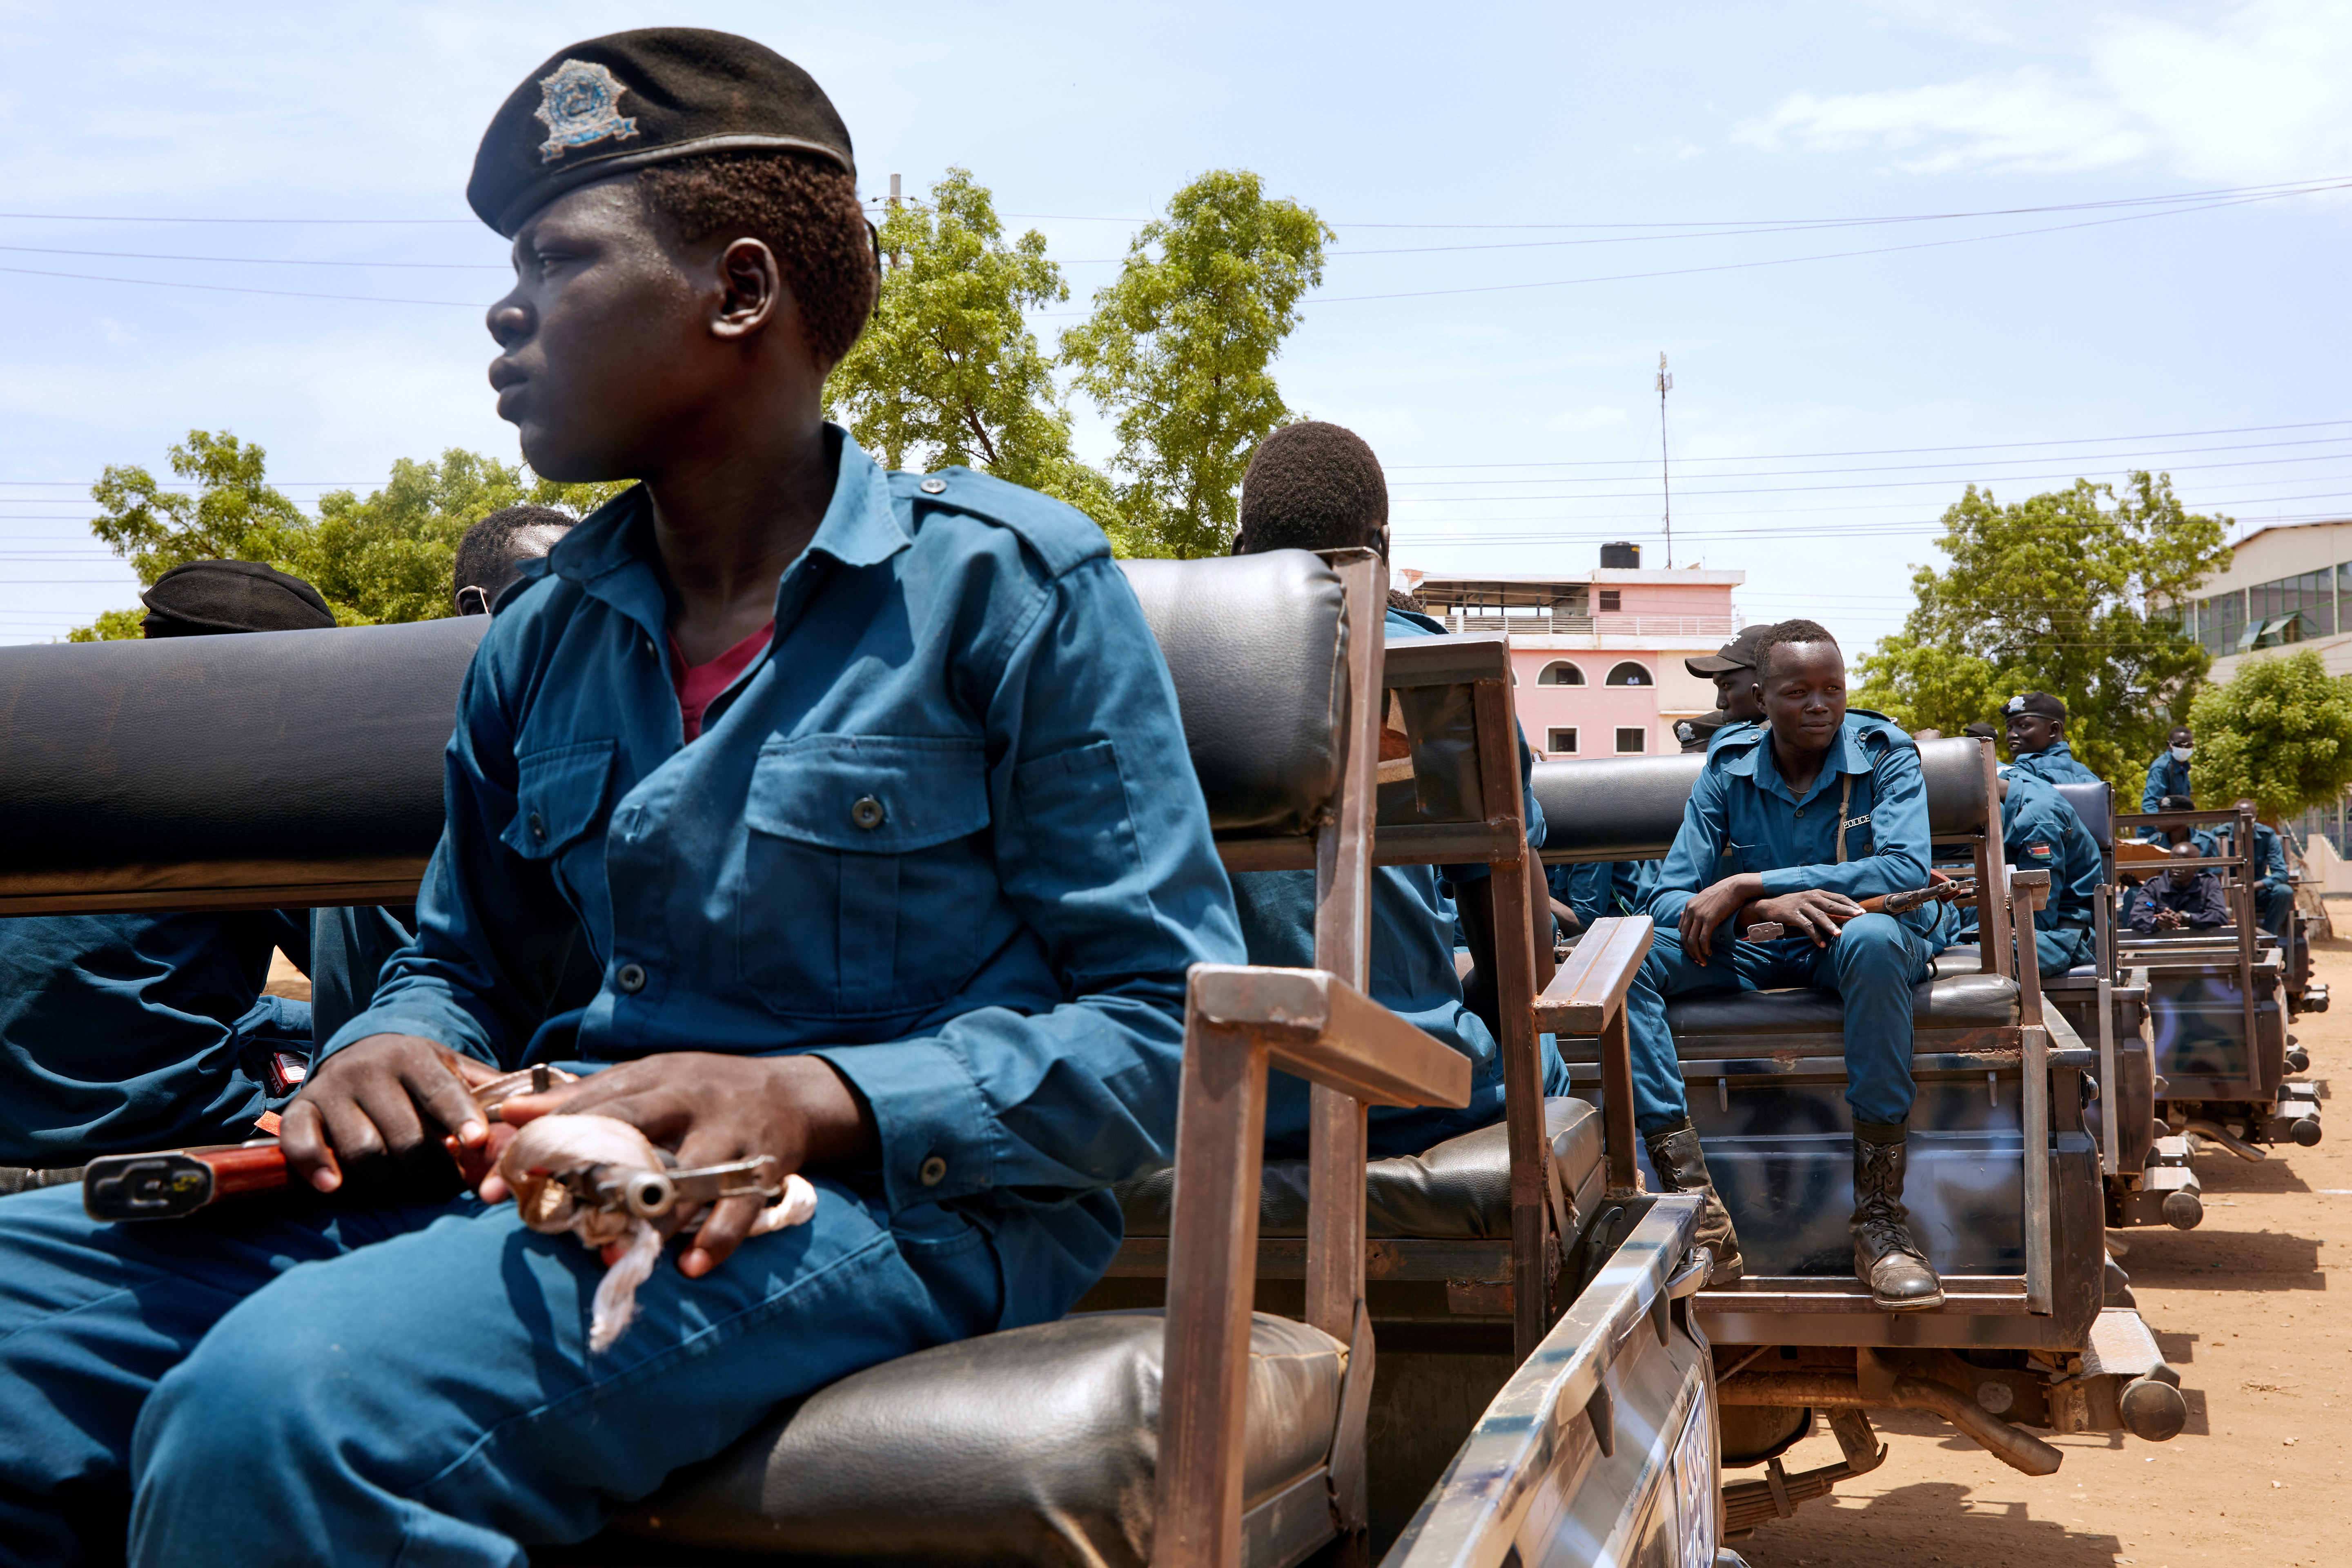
xmin=1401 ymin=556 xmax=1744 ymax=762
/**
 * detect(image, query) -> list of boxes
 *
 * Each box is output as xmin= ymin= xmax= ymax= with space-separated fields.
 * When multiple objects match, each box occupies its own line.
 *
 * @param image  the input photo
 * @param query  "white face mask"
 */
xmin=2172 ymin=745 xmax=2194 ymax=763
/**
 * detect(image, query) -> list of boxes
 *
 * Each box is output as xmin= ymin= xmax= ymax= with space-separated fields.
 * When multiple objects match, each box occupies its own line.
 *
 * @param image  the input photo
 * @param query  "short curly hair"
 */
xmin=1236 ymin=421 xmax=1389 ymax=555
xmin=1754 ymin=617 xmax=1840 ymax=678
xmin=637 ymin=149 xmax=877 ymax=368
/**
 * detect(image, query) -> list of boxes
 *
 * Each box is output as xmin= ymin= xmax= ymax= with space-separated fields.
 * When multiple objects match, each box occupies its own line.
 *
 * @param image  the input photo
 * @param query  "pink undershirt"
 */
xmin=668 ymin=621 xmax=775 ymax=742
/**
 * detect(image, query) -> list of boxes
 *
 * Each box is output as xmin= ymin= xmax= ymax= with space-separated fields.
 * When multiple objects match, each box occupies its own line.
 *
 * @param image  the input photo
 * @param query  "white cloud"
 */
xmin=1734 ymin=0 xmax=2352 ymax=181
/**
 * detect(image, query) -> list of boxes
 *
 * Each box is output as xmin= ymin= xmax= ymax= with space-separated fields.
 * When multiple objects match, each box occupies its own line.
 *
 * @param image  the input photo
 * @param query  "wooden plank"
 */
xmin=1976 ymin=735 xmax=2013 ymax=979
xmin=1189 ymin=966 xmax=1473 ymax=1109
xmin=1214 ymin=820 xmax=1527 ymax=875
xmin=1379 ymin=632 xmax=1512 ymax=690
xmin=1154 ymin=1016 xmax=1270 ymax=1568
xmin=1534 ymin=915 xmax=1655 ymax=1035
xmin=1305 ymin=552 xmax=1384 ymax=1348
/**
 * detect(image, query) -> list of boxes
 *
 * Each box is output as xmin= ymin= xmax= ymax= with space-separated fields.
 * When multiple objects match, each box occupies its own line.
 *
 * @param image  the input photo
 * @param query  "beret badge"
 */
xmin=535 ymin=59 xmax=639 ymax=163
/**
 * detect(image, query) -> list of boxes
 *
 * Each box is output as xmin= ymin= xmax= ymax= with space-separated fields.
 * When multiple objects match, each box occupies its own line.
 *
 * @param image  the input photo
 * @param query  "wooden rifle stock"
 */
xmin=1740 ymin=877 xmax=1977 ymax=943
xmin=83 ymin=1142 xmax=290 ymax=1221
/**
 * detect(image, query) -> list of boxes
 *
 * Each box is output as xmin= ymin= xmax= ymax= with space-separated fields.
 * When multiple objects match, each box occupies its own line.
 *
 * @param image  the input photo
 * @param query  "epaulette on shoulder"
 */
xmin=1846 ymin=707 xmax=1914 ymax=754
xmin=892 ymin=466 xmax=1110 ymax=580
xmin=1708 ymin=720 xmax=1766 ymax=758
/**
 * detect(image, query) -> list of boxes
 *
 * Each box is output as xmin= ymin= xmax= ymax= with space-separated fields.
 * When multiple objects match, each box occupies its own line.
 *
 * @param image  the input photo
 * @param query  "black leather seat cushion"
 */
xmin=0 ymin=617 xmax=486 ymax=893
xmin=2049 ymin=780 xmax=2112 ymax=851
xmin=1537 ymin=735 xmax=1990 ymax=862
xmin=1115 ymin=1098 xmax=1599 ymax=1239
xmin=1119 ymin=553 xmax=1346 ymax=839
xmin=1663 ymin=971 xmax=2019 ymax=1035
xmin=607 ymin=1310 xmax=1343 ymax=1568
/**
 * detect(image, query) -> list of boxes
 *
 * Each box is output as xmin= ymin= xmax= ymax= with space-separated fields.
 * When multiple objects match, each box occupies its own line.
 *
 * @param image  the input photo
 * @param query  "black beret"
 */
xmin=1960 ymin=722 xmax=2001 ymax=740
xmin=1685 ymin=624 xmax=1768 ymax=678
xmin=1674 ymin=710 xmax=1736 ymax=752
xmin=141 ymin=560 xmax=336 ymax=635
xmin=2004 ymin=691 xmax=2067 ymax=722
xmin=468 ymin=29 xmax=855 ymax=236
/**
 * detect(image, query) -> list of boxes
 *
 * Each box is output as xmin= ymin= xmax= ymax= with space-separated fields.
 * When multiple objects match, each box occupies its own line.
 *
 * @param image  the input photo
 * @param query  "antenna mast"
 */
xmin=1657 ymin=350 xmax=1674 ymax=568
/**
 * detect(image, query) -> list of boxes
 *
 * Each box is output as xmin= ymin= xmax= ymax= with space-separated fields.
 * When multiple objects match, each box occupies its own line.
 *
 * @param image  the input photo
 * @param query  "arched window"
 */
xmin=1537 ymin=661 xmax=1586 ymax=686
xmin=1605 ymin=661 xmax=1652 ymax=687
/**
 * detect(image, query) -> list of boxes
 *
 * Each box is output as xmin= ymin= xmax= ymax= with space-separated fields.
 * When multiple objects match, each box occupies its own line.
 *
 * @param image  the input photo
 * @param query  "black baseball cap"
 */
xmin=1686 ymin=624 xmax=1767 ymax=678
xmin=468 ymin=29 xmax=856 ymax=237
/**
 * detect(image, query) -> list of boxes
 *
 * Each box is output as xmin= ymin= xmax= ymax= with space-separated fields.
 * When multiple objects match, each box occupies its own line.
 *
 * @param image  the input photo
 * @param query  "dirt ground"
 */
xmin=1737 ymin=930 xmax=2352 ymax=1568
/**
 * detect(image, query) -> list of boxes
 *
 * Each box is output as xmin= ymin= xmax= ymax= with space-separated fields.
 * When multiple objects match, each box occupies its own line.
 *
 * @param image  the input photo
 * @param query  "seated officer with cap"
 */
xmin=1685 ymin=624 xmax=1768 ymax=727
xmin=2003 ymin=690 xmax=2102 ymax=786
xmin=1951 ymin=767 xmax=2103 ymax=976
xmin=1227 ymin=421 xmax=1565 ymax=1154
xmin=0 ymin=561 xmax=326 ymax=1182
xmin=310 ymin=507 xmax=586 ymax=1049
xmin=2193 ymin=797 xmax=2294 ymax=940
xmin=2139 ymin=725 xmax=2194 ymax=843
xmin=0 ymin=31 xmax=1238 ymax=1566
xmin=1624 ymin=618 xmax=1951 ymax=1309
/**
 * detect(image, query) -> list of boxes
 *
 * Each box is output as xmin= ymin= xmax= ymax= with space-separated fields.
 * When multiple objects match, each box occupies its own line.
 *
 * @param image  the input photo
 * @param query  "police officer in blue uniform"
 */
xmin=1227 ymin=421 xmax=1565 ymax=1154
xmin=1626 ymin=619 xmax=1951 ymax=1308
xmin=2194 ymin=797 xmax=2295 ymax=939
xmin=0 ymin=561 xmax=327 ymax=1181
xmin=2003 ymin=690 xmax=2102 ymax=786
xmin=2140 ymin=725 xmax=2193 ymax=843
xmin=309 ymin=508 xmax=587 ymax=1049
xmin=1952 ymin=768 xmax=2103 ymax=977
xmin=0 ymin=33 xmax=1241 ymax=1566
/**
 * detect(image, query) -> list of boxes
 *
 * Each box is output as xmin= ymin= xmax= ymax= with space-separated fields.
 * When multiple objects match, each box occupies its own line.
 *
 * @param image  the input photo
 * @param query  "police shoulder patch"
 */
xmin=535 ymin=60 xmax=640 ymax=164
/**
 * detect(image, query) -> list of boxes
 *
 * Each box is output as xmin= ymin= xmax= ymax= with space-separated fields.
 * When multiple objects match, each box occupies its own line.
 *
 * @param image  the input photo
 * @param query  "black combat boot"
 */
xmin=1644 ymin=1119 xmax=1743 ymax=1285
xmin=1851 ymin=1123 xmax=1943 ymax=1311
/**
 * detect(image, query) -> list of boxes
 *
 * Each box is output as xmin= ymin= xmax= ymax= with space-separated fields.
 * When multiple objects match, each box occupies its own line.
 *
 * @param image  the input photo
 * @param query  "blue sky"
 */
xmin=2 ymin=0 xmax=2346 ymax=650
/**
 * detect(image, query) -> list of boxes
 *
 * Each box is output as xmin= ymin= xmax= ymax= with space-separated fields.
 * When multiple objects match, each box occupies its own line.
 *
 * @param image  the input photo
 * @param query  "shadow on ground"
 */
xmin=1739 ymin=1478 xmax=2127 ymax=1567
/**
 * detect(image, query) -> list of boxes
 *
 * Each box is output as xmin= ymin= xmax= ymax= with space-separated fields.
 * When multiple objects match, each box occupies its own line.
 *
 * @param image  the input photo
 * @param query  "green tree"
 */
xmin=74 ymin=431 xmax=625 ymax=636
xmin=824 ymin=169 xmax=1111 ymax=523
xmin=1061 ymin=169 xmax=1332 ymax=557
xmin=2185 ymin=650 xmax=2352 ymax=820
xmin=1852 ymin=472 xmax=2232 ymax=785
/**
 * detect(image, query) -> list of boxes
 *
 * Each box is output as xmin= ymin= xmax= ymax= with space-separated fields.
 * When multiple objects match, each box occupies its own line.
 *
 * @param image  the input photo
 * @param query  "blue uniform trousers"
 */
xmin=1627 ymin=912 xmax=1935 ymax=1133
xmin=0 ymin=1178 xmax=1011 ymax=1568
xmin=2256 ymin=882 xmax=2294 ymax=940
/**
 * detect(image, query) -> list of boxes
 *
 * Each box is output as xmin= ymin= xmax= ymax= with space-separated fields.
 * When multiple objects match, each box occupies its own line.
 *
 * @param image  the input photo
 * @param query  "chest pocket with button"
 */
xmin=500 ymin=740 xmax=619 ymax=898
xmin=739 ymin=734 xmax=994 ymax=1017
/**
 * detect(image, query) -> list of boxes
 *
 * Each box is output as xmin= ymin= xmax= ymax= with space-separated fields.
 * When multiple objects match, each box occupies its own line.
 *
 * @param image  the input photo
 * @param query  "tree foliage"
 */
xmin=1061 ymin=170 xmax=1331 ymax=557
xmin=824 ymin=169 xmax=1111 ymax=524
xmin=73 ymin=430 xmax=624 ymax=637
xmin=2185 ymin=650 xmax=2352 ymax=820
xmin=1852 ymin=472 xmax=2232 ymax=784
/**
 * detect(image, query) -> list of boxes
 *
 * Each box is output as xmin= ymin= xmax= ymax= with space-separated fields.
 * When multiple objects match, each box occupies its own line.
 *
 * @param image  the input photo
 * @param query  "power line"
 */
xmin=0 ymin=243 xmax=501 ymax=271
xmin=1390 ymin=467 xmax=2352 ymax=503
xmin=0 ymin=263 xmax=478 ymax=307
xmin=1297 ymin=186 xmax=2344 ymax=307
xmin=1384 ymin=420 xmax=2352 ymax=470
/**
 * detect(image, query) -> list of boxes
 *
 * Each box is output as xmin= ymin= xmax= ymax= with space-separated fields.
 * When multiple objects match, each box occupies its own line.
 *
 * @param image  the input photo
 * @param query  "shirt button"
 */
xmin=528 ymin=810 xmax=548 ymax=842
xmin=1795 ymin=809 xmax=1804 ymax=818
xmin=919 ymin=476 xmax=947 ymax=494
xmin=918 ymin=1155 xmax=948 ymax=1187
xmin=616 ymin=963 xmax=647 ymax=994
xmin=851 ymin=795 xmax=887 ymax=830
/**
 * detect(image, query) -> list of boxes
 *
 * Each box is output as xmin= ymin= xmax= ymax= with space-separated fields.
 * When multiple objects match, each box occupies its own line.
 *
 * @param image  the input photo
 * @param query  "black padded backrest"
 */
xmin=0 ymin=617 xmax=487 ymax=904
xmin=2051 ymin=780 xmax=2113 ymax=851
xmin=1118 ymin=552 xmax=1346 ymax=839
xmin=1537 ymin=733 xmax=1991 ymax=862
xmin=1534 ymin=754 xmax=1705 ymax=862
xmin=1916 ymin=737 xmax=1991 ymax=839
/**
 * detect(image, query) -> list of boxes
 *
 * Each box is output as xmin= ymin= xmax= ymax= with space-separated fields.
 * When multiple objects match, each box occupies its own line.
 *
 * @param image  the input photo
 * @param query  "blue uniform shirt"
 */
xmin=1553 ymin=860 xmax=1657 ymax=929
xmin=2192 ymin=820 xmax=2289 ymax=888
xmin=2009 ymin=738 xmax=2102 ymax=788
xmin=1234 ymin=607 xmax=1563 ymax=1157
xmin=1650 ymin=710 xmax=1941 ymax=942
xmin=2141 ymin=750 xmax=2190 ymax=813
xmin=1959 ymin=771 xmax=2102 ymax=935
xmin=327 ymin=432 xmax=1244 ymax=1319
xmin=0 ymin=911 xmax=309 ymax=1165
